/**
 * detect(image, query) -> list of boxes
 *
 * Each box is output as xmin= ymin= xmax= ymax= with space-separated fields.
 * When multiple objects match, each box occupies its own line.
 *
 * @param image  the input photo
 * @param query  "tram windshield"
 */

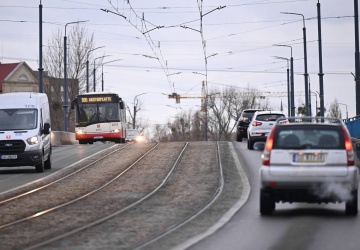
xmin=75 ymin=102 xmax=119 ymax=126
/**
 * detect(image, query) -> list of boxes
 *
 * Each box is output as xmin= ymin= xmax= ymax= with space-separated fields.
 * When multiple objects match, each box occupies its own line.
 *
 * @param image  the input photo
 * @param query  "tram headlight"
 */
xmin=76 ymin=128 xmax=85 ymax=134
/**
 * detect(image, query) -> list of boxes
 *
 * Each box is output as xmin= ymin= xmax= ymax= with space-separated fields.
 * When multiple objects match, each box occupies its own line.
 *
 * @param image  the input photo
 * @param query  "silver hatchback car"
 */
xmin=259 ymin=117 xmax=359 ymax=215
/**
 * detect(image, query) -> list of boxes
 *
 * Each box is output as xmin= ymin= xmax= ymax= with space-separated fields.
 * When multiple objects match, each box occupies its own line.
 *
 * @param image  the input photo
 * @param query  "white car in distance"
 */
xmin=247 ymin=110 xmax=286 ymax=150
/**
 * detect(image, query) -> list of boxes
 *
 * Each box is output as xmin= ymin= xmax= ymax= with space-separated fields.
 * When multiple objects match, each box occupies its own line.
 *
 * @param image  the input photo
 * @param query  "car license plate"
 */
xmin=1 ymin=155 xmax=17 ymax=160
xmin=293 ymin=153 xmax=324 ymax=163
xmin=93 ymin=136 xmax=103 ymax=139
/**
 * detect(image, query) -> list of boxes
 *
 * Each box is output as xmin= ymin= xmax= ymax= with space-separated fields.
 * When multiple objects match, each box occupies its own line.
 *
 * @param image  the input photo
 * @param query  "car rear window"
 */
xmin=273 ymin=125 xmax=344 ymax=150
xmin=255 ymin=114 xmax=285 ymax=122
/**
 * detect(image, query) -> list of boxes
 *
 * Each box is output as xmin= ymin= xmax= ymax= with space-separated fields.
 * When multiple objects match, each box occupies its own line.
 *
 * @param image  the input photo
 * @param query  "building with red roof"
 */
xmin=0 ymin=62 xmax=38 ymax=93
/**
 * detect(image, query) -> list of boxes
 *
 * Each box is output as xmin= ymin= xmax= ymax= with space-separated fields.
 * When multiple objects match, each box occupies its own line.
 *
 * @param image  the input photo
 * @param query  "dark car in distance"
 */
xmin=236 ymin=109 xmax=263 ymax=142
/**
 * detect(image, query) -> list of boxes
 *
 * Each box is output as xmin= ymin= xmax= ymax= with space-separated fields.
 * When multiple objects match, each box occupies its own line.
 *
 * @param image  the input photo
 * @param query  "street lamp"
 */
xmin=101 ymin=59 xmax=122 ymax=91
xmin=273 ymin=56 xmax=290 ymax=117
xmin=63 ymin=20 xmax=88 ymax=132
xmin=273 ymin=44 xmax=295 ymax=116
xmin=133 ymin=93 xmax=147 ymax=129
xmin=86 ymin=46 xmax=105 ymax=92
xmin=93 ymin=55 xmax=111 ymax=92
xmin=338 ymin=102 xmax=349 ymax=120
xmin=282 ymin=12 xmax=309 ymax=116
xmin=38 ymin=1 xmax=43 ymax=93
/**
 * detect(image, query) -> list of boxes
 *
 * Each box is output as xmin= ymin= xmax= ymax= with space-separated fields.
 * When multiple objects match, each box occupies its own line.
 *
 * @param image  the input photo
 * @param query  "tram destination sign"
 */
xmin=79 ymin=96 xmax=113 ymax=103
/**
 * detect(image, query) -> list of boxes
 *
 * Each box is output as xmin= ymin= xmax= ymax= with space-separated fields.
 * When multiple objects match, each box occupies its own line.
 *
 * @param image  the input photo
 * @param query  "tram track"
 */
xmin=37 ymin=141 xmax=221 ymax=250
xmin=0 ymin=142 xmax=159 ymax=230
xmin=0 ymin=143 xmax=131 ymax=205
xmin=0 ymin=141 xmax=223 ymax=250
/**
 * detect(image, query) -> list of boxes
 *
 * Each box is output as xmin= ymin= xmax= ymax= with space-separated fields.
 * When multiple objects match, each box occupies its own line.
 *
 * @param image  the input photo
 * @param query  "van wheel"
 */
xmin=346 ymin=190 xmax=358 ymax=216
xmin=44 ymin=151 xmax=52 ymax=170
xmin=79 ymin=140 xmax=86 ymax=144
xmin=35 ymin=157 xmax=45 ymax=173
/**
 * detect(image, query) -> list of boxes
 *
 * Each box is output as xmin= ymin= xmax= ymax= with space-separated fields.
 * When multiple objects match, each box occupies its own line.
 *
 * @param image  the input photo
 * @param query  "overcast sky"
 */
xmin=0 ymin=0 xmax=356 ymax=125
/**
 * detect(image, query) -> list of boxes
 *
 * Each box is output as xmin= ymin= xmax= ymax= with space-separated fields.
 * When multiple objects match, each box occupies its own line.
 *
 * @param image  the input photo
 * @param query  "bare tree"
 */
xmin=126 ymin=99 xmax=144 ymax=129
xmin=208 ymin=86 xmax=270 ymax=141
xmin=327 ymin=98 xmax=342 ymax=118
xmin=43 ymin=24 xmax=97 ymax=131
xmin=151 ymin=123 xmax=171 ymax=142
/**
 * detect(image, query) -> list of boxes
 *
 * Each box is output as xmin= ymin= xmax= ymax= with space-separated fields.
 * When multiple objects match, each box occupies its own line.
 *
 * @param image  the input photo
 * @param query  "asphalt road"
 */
xmin=188 ymin=141 xmax=360 ymax=250
xmin=0 ymin=142 xmax=116 ymax=194
xmin=2 ymin=141 xmax=360 ymax=250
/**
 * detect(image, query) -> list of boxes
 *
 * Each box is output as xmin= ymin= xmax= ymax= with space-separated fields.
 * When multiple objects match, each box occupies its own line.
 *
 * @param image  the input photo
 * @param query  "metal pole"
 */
xmin=93 ymin=62 xmax=96 ymax=92
xmin=274 ymin=56 xmax=290 ymax=116
xmin=63 ymin=20 xmax=88 ymax=131
xmin=86 ymin=46 xmax=105 ymax=93
xmin=101 ymin=59 xmax=122 ymax=92
xmin=287 ymin=64 xmax=290 ymax=117
xmin=273 ymin=44 xmax=295 ymax=116
xmin=308 ymin=75 xmax=312 ymax=116
xmin=133 ymin=104 xmax=136 ymax=129
xmin=317 ymin=1 xmax=325 ymax=117
xmin=38 ymin=1 xmax=43 ymax=93
xmin=63 ymin=34 xmax=68 ymax=131
xmin=355 ymin=0 xmax=360 ymax=115
xmin=280 ymin=12 xmax=309 ymax=115
xmin=302 ymin=18 xmax=310 ymax=116
xmin=102 ymin=64 xmax=104 ymax=92
xmin=290 ymin=55 xmax=295 ymax=116
xmin=86 ymin=60 xmax=89 ymax=92
xmin=205 ymin=96 xmax=208 ymax=141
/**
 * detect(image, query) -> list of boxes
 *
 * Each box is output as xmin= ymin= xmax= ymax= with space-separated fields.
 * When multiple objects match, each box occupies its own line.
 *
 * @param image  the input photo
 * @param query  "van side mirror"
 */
xmin=43 ymin=123 xmax=51 ymax=135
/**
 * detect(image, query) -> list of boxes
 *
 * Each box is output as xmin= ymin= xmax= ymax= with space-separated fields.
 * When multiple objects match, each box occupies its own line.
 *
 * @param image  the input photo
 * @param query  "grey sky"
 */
xmin=0 ymin=0 xmax=355 ymax=124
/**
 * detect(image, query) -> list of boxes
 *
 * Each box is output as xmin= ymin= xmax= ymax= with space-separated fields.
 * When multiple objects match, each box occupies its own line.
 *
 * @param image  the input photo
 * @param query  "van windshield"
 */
xmin=0 ymin=109 xmax=38 ymax=131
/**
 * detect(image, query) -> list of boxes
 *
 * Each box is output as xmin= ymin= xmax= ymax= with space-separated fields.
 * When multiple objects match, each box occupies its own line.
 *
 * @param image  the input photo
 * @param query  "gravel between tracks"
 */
xmin=0 ymin=142 xmax=245 ymax=250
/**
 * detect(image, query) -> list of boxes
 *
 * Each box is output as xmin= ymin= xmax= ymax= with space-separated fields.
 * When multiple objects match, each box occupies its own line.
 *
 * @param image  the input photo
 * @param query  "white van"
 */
xmin=0 ymin=92 xmax=52 ymax=172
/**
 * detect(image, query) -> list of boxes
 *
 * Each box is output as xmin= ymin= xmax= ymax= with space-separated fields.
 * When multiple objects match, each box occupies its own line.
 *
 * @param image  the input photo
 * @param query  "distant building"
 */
xmin=0 ymin=62 xmax=38 ymax=93
xmin=0 ymin=62 xmax=79 ymax=132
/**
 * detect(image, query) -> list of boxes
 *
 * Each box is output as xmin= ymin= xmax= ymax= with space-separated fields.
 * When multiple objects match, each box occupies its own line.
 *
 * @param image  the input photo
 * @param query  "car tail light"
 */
xmin=240 ymin=117 xmax=247 ymax=121
xmin=279 ymin=119 xmax=289 ymax=125
xmin=342 ymin=126 xmax=355 ymax=166
xmin=262 ymin=126 xmax=276 ymax=166
xmin=252 ymin=121 xmax=262 ymax=126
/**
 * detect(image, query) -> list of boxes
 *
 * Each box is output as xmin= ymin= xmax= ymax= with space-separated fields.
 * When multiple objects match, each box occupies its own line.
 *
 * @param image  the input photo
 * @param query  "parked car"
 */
xmin=259 ymin=117 xmax=359 ymax=216
xmin=247 ymin=110 xmax=286 ymax=150
xmin=236 ymin=109 xmax=263 ymax=142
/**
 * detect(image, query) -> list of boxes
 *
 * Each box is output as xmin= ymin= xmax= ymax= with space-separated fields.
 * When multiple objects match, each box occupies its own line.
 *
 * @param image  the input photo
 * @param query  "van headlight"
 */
xmin=27 ymin=136 xmax=39 ymax=145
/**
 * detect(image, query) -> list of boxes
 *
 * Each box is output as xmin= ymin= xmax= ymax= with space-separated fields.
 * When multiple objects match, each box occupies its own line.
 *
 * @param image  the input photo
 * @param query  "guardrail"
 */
xmin=344 ymin=115 xmax=360 ymax=139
